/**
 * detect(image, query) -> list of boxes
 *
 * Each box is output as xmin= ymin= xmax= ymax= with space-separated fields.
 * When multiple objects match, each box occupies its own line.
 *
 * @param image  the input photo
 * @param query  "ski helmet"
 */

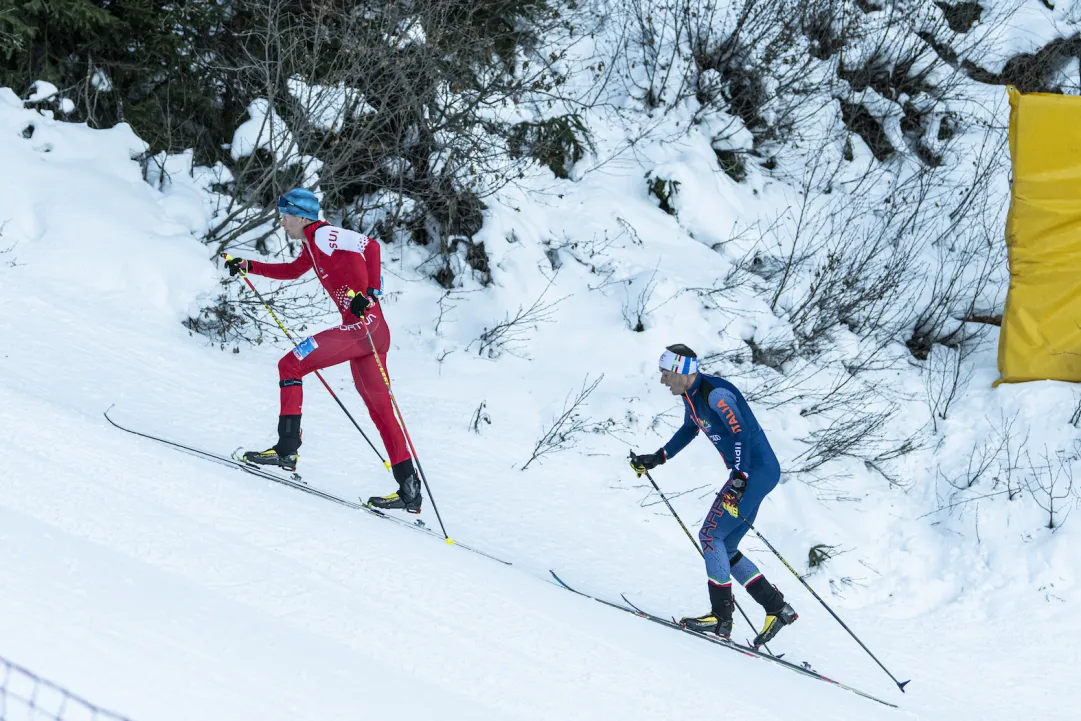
xmin=277 ymin=188 xmax=320 ymax=221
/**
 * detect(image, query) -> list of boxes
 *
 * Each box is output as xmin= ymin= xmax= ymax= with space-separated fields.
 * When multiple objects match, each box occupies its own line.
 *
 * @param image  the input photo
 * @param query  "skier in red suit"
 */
xmin=225 ymin=188 xmax=422 ymax=512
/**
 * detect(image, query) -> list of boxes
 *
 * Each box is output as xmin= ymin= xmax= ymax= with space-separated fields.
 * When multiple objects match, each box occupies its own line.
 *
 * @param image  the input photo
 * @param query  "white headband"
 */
xmin=659 ymin=349 xmax=699 ymax=375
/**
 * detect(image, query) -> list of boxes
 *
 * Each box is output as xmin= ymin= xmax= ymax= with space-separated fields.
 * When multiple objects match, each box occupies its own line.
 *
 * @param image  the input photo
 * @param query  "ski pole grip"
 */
xmin=223 ymin=253 xmax=249 ymax=278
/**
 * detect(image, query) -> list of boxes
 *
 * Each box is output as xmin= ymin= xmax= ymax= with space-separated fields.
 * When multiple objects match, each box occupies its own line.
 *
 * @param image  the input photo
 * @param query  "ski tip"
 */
xmin=897 ymin=680 xmax=910 ymax=693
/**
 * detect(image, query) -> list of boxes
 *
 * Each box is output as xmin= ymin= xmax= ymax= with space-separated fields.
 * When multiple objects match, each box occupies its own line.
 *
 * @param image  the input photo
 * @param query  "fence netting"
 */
xmin=0 ymin=653 xmax=134 ymax=721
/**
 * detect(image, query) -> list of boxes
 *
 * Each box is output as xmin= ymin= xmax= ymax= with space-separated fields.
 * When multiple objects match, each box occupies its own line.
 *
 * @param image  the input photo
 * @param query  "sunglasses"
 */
xmin=277 ymin=197 xmax=308 ymax=214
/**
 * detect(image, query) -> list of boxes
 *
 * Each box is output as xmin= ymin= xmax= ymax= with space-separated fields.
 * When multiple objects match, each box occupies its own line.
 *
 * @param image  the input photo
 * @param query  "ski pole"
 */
xmin=348 ymin=290 xmax=452 ymax=544
xmin=737 ymin=512 xmax=910 ymax=692
xmin=223 ymin=254 xmax=390 ymax=470
xmin=629 ymin=452 xmax=772 ymax=654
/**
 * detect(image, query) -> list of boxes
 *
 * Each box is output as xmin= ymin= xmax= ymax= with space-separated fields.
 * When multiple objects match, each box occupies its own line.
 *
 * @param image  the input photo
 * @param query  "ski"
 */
xmin=549 ymin=571 xmax=898 ymax=710
xmin=619 ymin=591 xmax=785 ymax=661
xmin=104 ymin=407 xmax=510 ymax=565
xmin=360 ymin=503 xmax=511 ymax=565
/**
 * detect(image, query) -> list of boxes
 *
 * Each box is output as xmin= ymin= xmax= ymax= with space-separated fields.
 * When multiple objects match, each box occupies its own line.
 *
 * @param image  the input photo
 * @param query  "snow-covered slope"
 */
xmin=0 ymin=116 xmax=890 ymax=721
xmin=2 ymin=7 xmax=1078 ymax=716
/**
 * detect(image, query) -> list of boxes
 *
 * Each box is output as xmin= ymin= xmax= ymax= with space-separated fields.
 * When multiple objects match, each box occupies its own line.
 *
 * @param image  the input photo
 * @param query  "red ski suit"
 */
xmin=246 ymin=221 xmax=410 ymax=465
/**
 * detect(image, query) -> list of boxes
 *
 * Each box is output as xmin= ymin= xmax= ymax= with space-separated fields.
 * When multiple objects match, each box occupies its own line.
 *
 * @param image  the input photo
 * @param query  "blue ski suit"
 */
xmin=663 ymin=374 xmax=781 ymax=591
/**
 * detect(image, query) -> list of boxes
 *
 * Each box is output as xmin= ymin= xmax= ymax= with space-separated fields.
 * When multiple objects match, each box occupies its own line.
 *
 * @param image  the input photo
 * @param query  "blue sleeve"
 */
xmin=707 ymin=387 xmax=750 ymax=472
xmin=663 ymin=405 xmax=699 ymax=459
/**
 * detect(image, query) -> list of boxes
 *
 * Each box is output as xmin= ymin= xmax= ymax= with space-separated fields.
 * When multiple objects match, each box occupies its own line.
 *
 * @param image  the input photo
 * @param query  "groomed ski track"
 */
xmin=5 ymin=388 xmax=910 ymax=721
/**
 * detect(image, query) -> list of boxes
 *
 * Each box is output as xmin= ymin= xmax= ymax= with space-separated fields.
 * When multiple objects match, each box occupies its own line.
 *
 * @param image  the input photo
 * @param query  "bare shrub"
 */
xmin=470 ymin=400 xmax=492 ymax=434
xmin=178 ymin=0 xmax=599 ymax=344
xmin=923 ymin=341 xmax=972 ymax=431
xmin=925 ymin=413 xmax=1030 ymax=519
xmin=649 ymin=406 xmax=682 ymax=435
xmin=808 ymin=542 xmax=844 ymax=569
xmin=801 ymin=344 xmax=897 ymax=418
xmin=937 ymin=2 xmax=983 ymax=34
xmin=685 ymin=225 xmax=779 ymax=302
xmin=0 ymin=220 xmax=19 ymax=268
xmin=625 ymin=0 xmax=695 ymax=110
xmin=1025 ymin=445 xmax=1079 ymax=530
xmin=792 ymin=406 xmax=895 ymax=474
xmin=621 ymin=267 xmax=659 ymax=333
xmin=863 ymin=428 xmax=929 ymax=488
xmin=907 ymin=161 xmax=1007 ymax=363
xmin=471 ymin=278 xmax=566 ymax=359
xmin=685 ymin=0 xmax=826 ymax=144
xmin=522 ymin=374 xmax=604 ymax=470
xmin=185 ymin=274 xmax=327 ymax=348
xmin=785 ymin=205 xmax=921 ymax=353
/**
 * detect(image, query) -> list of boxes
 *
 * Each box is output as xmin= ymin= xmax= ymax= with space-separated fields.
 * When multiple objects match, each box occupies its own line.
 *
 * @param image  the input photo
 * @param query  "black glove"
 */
xmin=349 ymin=291 xmax=373 ymax=318
xmin=630 ymin=449 xmax=666 ymax=477
xmin=225 ymin=256 xmax=248 ymax=277
xmin=721 ymin=470 xmax=748 ymax=517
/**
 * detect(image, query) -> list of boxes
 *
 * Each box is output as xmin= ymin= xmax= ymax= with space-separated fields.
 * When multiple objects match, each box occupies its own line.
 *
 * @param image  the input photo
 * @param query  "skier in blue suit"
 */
xmin=632 ymin=344 xmax=797 ymax=646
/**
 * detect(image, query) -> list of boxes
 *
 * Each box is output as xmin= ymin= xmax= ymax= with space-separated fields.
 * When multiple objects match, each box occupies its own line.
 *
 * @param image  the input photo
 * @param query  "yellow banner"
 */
xmin=996 ymin=86 xmax=1081 ymax=384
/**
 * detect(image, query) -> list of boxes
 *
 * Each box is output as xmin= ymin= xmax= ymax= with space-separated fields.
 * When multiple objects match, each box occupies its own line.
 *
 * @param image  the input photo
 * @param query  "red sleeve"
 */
xmin=365 ymin=237 xmax=382 ymax=292
xmin=247 ymin=250 xmax=313 ymax=280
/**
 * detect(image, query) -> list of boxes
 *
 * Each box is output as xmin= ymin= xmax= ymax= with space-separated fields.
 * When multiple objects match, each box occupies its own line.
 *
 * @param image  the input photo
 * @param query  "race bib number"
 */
xmin=293 ymin=336 xmax=319 ymax=360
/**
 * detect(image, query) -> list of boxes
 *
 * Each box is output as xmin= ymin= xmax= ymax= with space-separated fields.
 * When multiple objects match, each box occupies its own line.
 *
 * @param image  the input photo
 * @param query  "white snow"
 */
xmin=3 ymin=1 xmax=1080 ymax=719
xmin=91 ymin=69 xmax=113 ymax=92
xmin=26 ymin=80 xmax=58 ymax=102
xmin=286 ymin=76 xmax=376 ymax=133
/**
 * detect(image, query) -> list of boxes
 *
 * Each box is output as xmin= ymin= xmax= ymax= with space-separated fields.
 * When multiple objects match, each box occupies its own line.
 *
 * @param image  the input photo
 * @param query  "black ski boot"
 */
xmin=368 ymin=458 xmax=423 ymax=514
xmin=680 ymin=582 xmax=734 ymax=639
xmin=746 ymin=576 xmax=798 ymax=647
xmin=752 ymin=603 xmax=798 ymax=648
xmin=243 ymin=414 xmax=301 ymax=472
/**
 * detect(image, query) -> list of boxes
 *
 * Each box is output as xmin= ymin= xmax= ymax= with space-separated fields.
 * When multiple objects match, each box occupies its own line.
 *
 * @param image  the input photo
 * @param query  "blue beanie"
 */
xmin=277 ymin=188 xmax=320 ymax=221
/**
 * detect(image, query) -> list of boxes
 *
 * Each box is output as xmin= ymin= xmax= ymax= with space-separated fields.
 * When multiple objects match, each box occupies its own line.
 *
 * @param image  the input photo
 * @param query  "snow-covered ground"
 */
xmin=3 ymin=1 xmax=1080 ymax=715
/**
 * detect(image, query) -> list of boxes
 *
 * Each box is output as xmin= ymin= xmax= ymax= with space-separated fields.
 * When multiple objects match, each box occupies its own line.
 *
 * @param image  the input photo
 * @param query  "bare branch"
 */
xmin=522 ymin=374 xmax=604 ymax=470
